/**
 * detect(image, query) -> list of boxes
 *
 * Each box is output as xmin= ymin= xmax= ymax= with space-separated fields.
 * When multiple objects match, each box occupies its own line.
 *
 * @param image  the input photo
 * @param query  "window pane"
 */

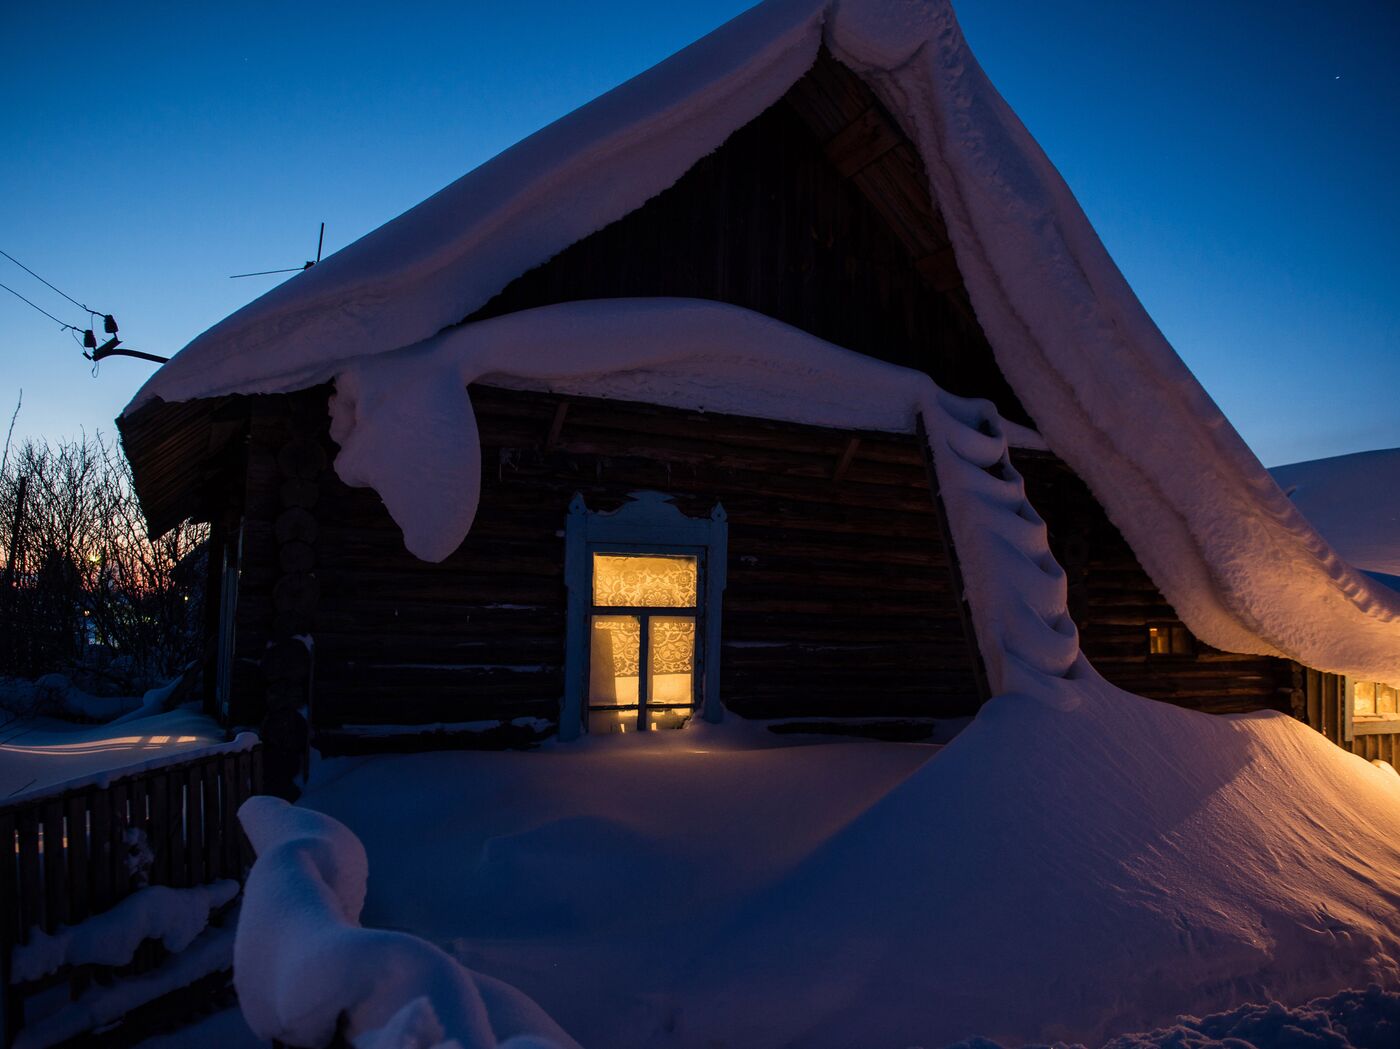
xmin=648 ymin=615 xmax=695 ymax=730
xmin=589 ymin=708 xmax=637 ymax=735
xmin=1355 ymin=680 xmax=1377 ymax=717
xmin=589 ymin=615 xmax=640 ymax=708
xmin=593 ymin=554 xmax=697 ymax=607
xmin=1147 ymin=626 xmax=1167 ymax=655
xmin=1380 ymin=684 xmax=1399 ymax=716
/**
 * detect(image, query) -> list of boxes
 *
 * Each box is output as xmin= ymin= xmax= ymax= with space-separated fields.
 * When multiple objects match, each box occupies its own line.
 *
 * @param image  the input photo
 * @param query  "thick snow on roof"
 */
xmin=1273 ymin=449 xmax=1400 ymax=588
xmin=298 ymin=696 xmax=1400 ymax=1048
xmin=124 ymin=0 xmax=1400 ymax=684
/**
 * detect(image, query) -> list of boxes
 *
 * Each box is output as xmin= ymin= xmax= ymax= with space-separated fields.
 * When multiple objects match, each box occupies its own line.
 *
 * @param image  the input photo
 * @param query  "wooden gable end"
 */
xmin=468 ymin=50 xmax=1029 ymax=424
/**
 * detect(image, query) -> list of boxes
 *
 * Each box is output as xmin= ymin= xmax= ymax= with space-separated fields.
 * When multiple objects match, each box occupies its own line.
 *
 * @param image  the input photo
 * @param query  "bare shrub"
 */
xmin=0 ymin=432 xmax=208 ymax=692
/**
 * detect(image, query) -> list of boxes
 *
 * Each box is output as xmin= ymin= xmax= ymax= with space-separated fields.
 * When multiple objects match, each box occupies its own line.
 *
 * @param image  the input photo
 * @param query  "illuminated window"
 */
xmin=588 ymin=554 xmax=699 ymax=733
xmin=1147 ymin=622 xmax=1194 ymax=657
xmin=562 ymin=492 xmax=727 ymax=740
xmin=1353 ymin=680 xmax=1400 ymax=721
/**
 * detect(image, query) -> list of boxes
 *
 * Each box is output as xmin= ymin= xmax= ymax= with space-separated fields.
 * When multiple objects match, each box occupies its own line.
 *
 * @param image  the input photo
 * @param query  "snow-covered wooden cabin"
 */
xmin=117 ymin=0 xmax=1400 ymax=792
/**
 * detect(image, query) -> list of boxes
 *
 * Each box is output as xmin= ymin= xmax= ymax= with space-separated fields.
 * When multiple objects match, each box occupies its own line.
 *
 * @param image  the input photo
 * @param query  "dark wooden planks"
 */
xmin=1013 ymin=448 xmax=1296 ymax=715
xmin=310 ymin=385 xmax=982 ymax=728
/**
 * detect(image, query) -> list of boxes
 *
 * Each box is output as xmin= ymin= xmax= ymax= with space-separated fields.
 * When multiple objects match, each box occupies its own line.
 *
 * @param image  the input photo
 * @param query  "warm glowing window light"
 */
xmin=589 ymin=553 xmax=698 ymax=733
xmin=1354 ymin=680 xmax=1400 ymax=720
xmin=1147 ymin=623 xmax=1193 ymax=656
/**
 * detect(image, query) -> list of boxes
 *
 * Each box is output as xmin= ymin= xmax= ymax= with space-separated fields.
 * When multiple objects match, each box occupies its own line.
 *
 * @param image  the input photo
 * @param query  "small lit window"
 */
xmin=562 ymin=492 xmax=727 ymax=741
xmin=1353 ymin=680 xmax=1400 ymax=722
xmin=1147 ymin=622 xmax=1194 ymax=657
xmin=588 ymin=553 xmax=699 ymax=734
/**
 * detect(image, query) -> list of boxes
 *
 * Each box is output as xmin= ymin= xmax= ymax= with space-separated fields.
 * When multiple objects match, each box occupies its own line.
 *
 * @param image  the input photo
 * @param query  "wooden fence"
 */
xmin=0 ymin=742 xmax=262 ymax=1047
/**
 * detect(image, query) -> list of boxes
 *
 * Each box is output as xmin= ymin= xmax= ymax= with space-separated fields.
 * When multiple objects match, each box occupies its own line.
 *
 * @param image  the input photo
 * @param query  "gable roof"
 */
xmin=119 ymin=0 xmax=1400 ymax=685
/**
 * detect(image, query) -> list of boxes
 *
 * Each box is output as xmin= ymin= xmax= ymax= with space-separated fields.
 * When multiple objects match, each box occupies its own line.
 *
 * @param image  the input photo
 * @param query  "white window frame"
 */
xmin=562 ymin=491 xmax=727 ymax=740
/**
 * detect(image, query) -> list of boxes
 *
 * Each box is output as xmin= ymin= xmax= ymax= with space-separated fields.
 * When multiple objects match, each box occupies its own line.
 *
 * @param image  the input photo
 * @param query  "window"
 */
xmin=588 ymin=553 xmax=700 ymax=733
xmin=1147 ymin=622 xmax=1194 ymax=657
xmin=562 ymin=492 xmax=727 ymax=740
xmin=1353 ymin=680 xmax=1400 ymax=722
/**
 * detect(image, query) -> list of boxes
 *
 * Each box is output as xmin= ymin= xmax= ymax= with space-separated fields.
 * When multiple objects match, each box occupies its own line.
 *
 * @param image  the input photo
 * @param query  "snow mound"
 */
xmin=234 ymin=796 xmax=577 ymax=1049
xmin=300 ymin=681 xmax=1400 ymax=1049
xmin=948 ymin=984 xmax=1400 ymax=1048
xmin=1097 ymin=985 xmax=1400 ymax=1049
xmin=1272 ymin=449 xmax=1400 ymax=585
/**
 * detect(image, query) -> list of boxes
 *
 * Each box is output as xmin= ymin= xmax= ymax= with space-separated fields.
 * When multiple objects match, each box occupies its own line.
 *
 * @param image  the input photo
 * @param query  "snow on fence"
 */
xmin=0 ymin=736 xmax=262 ymax=1048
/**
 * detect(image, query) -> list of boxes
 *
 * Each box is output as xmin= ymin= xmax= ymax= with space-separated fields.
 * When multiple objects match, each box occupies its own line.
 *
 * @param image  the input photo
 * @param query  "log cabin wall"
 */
xmin=305 ymin=384 xmax=984 ymax=736
xmin=1296 ymin=668 xmax=1400 ymax=765
xmin=1012 ymin=449 xmax=1297 ymax=714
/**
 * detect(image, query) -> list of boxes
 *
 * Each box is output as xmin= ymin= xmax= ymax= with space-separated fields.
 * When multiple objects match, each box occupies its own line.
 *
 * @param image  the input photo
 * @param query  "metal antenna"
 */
xmin=231 ymin=222 xmax=326 ymax=279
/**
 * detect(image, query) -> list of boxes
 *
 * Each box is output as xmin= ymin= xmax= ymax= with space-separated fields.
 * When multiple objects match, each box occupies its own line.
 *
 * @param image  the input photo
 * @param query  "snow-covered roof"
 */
xmin=124 ymin=0 xmax=1400 ymax=686
xmin=1272 ymin=449 xmax=1400 ymax=589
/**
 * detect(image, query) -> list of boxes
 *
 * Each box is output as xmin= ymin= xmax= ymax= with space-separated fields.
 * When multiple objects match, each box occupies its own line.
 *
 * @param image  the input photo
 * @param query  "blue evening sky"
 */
xmin=2 ymin=2 xmax=1396 ymax=467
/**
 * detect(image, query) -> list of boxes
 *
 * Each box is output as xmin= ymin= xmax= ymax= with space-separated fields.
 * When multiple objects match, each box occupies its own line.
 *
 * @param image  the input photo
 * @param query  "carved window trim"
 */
xmin=562 ymin=491 xmax=727 ymax=740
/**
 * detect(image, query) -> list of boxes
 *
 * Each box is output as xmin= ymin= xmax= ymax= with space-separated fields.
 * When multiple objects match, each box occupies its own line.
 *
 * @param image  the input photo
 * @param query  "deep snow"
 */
xmin=295 ymin=689 xmax=1400 ymax=1049
xmin=1272 ymin=449 xmax=1400 ymax=589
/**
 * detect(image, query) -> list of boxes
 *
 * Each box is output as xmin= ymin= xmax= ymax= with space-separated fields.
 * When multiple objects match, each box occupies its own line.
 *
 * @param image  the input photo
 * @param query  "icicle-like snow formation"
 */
xmin=123 ymin=0 xmax=1400 ymax=684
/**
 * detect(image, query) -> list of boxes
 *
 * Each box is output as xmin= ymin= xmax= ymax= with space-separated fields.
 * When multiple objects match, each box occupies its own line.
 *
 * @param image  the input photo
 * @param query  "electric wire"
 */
xmin=0 ymin=280 xmax=82 ymax=331
xmin=0 ymin=248 xmax=101 ymax=316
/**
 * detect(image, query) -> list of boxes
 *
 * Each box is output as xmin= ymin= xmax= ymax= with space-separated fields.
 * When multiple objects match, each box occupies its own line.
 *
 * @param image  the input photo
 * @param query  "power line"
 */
xmin=0 ymin=248 xmax=100 ymax=316
xmin=0 ymin=280 xmax=81 ymax=331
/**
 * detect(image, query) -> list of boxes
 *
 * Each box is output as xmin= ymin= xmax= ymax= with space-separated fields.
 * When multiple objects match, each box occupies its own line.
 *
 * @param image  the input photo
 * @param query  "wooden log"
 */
xmin=149 ymin=773 xmax=170 ymax=887
xmin=276 ymin=438 xmax=328 ymax=479
xmin=237 ymin=751 xmax=256 ymax=872
xmin=222 ymin=755 xmax=241 ymax=876
xmin=824 ymin=104 xmax=901 ymax=177
xmin=278 ymin=540 xmax=316 ymax=575
xmin=263 ymin=638 xmax=312 ymax=683
xmin=272 ymin=573 xmax=320 ymax=619
xmin=167 ymin=771 xmax=189 ymax=889
xmin=544 ymin=401 xmax=569 ymax=450
xmin=109 ymin=781 xmax=132 ymax=904
xmin=266 ymin=680 xmax=306 ymax=712
xmin=41 ymin=799 xmax=67 ymax=932
xmin=279 ymin=477 xmax=320 ymax=509
xmin=16 ymin=809 xmax=41 ymax=942
xmin=89 ymin=789 xmax=113 ymax=913
xmin=275 ymin=506 xmax=319 ymax=546
xmin=61 ymin=794 xmax=89 ymax=925
xmin=187 ymin=765 xmax=205 ymax=886
xmin=205 ymin=761 xmax=225 ymax=882
xmin=832 ymin=437 xmax=860 ymax=483
xmin=0 ymin=810 xmax=17 ymax=1045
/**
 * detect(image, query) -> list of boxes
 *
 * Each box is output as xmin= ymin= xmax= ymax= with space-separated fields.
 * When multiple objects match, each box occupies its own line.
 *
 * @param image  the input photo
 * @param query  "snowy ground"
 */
xmin=291 ymin=685 xmax=1400 ymax=1049
xmin=0 ymin=704 xmax=225 ymax=801
xmin=135 ymin=1005 xmax=264 ymax=1048
xmin=1273 ymin=448 xmax=1400 ymax=589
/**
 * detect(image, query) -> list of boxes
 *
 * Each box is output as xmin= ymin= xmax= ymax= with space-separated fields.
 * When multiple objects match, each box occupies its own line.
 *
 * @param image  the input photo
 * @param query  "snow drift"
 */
xmin=234 ymin=795 xmax=577 ymax=1049
xmin=301 ymin=680 xmax=1400 ymax=1049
